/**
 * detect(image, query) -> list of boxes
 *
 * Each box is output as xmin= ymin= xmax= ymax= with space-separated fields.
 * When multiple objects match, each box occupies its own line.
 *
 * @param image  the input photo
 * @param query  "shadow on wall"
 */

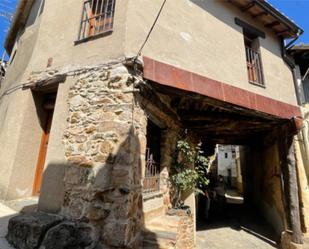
xmin=35 ymin=126 xmax=160 ymax=248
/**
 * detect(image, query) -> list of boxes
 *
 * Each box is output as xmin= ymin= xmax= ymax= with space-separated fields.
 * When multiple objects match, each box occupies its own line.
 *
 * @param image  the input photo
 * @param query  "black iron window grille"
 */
xmin=245 ymin=46 xmax=264 ymax=86
xmin=143 ymin=148 xmax=160 ymax=194
xmin=243 ymin=34 xmax=265 ymax=87
xmin=78 ymin=0 xmax=115 ymax=41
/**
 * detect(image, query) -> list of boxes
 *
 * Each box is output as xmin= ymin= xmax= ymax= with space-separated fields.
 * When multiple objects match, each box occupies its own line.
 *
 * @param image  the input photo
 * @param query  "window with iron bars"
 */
xmin=244 ymin=35 xmax=264 ymax=87
xmin=78 ymin=0 xmax=116 ymax=41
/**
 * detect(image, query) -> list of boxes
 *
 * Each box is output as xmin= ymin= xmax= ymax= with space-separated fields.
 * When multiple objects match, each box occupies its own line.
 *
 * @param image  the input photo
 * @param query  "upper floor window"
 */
xmin=78 ymin=0 xmax=116 ymax=41
xmin=243 ymin=31 xmax=264 ymax=87
xmin=235 ymin=18 xmax=265 ymax=87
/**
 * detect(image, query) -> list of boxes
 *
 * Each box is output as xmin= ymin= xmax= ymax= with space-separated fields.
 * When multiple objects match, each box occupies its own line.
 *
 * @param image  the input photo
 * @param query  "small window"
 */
xmin=78 ymin=0 xmax=116 ymax=41
xmin=244 ymin=31 xmax=264 ymax=86
xmin=225 ymin=153 xmax=228 ymax=159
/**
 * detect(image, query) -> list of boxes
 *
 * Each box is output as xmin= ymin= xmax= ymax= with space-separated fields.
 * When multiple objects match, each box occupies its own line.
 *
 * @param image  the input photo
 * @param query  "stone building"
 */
xmin=216 ymin=145 xmax=243 ymax=192
xmin=217 ymin=145 xmax=238 ymax=186
xmin=0 ymin=0 xmax=308 ymax=248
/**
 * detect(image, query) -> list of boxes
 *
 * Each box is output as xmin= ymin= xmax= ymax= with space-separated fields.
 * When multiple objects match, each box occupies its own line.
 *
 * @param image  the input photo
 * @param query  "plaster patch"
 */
xmin=180 ymin=32 xmax=192 ymax=43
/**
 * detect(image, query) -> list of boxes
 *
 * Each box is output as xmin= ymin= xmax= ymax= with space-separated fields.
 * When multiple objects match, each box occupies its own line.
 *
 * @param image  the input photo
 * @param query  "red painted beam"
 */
xmin=143 ymin=56 xmax=301 ymax=119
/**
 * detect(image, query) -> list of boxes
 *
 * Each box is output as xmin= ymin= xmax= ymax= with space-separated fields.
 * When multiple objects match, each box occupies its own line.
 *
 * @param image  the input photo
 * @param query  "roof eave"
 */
xmin=254 ymin=0 xmax=303 ymax=37
xmin=4 ymin=0 xmax=35 ymax=55
xmin=228 ymin=0 xmax=303 ymax=39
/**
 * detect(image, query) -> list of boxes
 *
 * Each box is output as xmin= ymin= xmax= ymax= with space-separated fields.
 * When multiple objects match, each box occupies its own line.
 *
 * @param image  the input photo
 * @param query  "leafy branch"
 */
xmin=170 ymin=139 xmax=209 ymax=208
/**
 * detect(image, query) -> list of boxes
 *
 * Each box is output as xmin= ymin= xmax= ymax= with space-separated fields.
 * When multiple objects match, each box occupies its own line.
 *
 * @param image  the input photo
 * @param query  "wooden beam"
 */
xmin=241 ymin=2 xmax=255 ymax=12
xmin=178 ymin=109 xmax=261 ymax=121
xmin=276 ymin=29 xmax=290 ymax=36
xmin=235 ymin=18 xmax=266 ymax=38
xmin=181 ymin=115 xmax=275 ymax=125
xmin=137 ymin=83 xmax=181 ymax=126
xmin=185 ymin=122 xmax=274 ymax=130
xmin=279 ymin=133 xmax=304 ymax=244
xmin=265 ymin=21 xmax=280 ymax=28
xmin=252 ymin=11 xmax=268 ymax=18
xmin=286 ymin=137 xmax=303 ymax=244
xmin=150 ymin=81 xmax=279 ymax=121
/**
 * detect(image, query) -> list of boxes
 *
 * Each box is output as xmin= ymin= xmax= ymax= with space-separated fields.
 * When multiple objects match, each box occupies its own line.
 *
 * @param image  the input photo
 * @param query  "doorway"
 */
xmin=32 ymin=92 xmax=57 ymax=196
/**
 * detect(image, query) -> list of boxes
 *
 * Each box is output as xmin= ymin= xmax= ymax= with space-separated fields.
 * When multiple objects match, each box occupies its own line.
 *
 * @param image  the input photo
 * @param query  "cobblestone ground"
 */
xmin=196 ymin=203 xmax=279 ymax=249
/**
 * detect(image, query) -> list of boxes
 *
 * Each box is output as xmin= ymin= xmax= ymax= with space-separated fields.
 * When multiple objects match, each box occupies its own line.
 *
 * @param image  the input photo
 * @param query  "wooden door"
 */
xmin=32 ymin=111 xmax=53 ymax=195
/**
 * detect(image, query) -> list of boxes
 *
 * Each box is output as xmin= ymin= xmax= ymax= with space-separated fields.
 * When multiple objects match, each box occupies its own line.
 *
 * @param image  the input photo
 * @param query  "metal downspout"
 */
xmin=281 ymin=39 xmax=302 ymax=106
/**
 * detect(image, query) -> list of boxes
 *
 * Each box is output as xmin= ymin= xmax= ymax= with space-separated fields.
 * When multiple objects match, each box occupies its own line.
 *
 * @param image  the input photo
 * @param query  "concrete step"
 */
xmin=225 ymin=189 xmax=244 ymax=204
xmin=143 ymin=214 xmax=180 ymax=249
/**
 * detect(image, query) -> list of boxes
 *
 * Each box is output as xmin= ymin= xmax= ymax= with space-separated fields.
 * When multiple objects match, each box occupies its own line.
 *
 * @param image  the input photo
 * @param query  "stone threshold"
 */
xmin=143 ymin=191 xmax=163 ymax=201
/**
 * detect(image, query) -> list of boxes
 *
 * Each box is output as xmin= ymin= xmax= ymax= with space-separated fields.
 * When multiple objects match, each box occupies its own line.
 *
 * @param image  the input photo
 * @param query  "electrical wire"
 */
xmin=0 ymin=58 xmax=128 ymax=102
xmin=134 ymin=0 xmax=167 ymax=60
xmin=0 ymin=82 xmax=33 ymax=100
xmin=0 ymin=0 xmax=168 ymax=100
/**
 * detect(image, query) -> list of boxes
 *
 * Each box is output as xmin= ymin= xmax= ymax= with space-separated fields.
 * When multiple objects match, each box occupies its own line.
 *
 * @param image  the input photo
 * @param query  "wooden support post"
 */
xmin=281 ymin=134 xmax=303 ymax=244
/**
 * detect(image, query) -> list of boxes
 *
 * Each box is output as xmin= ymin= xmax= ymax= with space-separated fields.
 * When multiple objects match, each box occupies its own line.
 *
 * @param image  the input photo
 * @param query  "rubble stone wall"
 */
xmin=61 ymin=62 xmax=147 ymax=248
xmin=175 ymin=212 xmax=194 ymax=249
xmin=5 ymin=59 xmax=191 ymax=248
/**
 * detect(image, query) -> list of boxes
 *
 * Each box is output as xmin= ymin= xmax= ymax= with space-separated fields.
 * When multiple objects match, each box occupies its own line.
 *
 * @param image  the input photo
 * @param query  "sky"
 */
xmin=0 ymin=0 xmax=17 ymax=59
xmin=267 ymin=0 xmax=309 ymax=44
xmin=0 ymin=0 xmax=308 ymax=59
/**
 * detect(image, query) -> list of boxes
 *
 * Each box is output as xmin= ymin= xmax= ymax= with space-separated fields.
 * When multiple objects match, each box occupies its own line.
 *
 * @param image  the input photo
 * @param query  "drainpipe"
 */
xmin=281 ymin=32 xmax=309 ymax=161
xmin=285 ymin=36 xmax=301 ymax=51
xmin=281 ymin=34 xmax=303 ymax=106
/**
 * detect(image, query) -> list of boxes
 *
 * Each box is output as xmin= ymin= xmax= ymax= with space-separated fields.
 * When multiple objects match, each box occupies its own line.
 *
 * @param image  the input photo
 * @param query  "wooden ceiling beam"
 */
xmin=276 ymin=29 xmax=290 ymax=36
xmin=150 ymin=81 xmax=279 ymax=121
xmin=241 ymin=2 xmax=255 ymax=12
xmin=180 ymin=115 xmax=271 ymax=124
xmin=252 ymin=11 xmax=268 ymax=18
xmin=265 ymin=21 xmax=281 ymax=28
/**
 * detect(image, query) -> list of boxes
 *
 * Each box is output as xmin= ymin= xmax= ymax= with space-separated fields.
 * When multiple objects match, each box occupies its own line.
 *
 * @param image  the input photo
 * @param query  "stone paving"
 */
xmin=196 ymin=203 xmax=279 ymax=249
xmin=0 ymin=203 xmax=17 ymax=249
xmin=196 ymin=225 xmax=278 ymax=249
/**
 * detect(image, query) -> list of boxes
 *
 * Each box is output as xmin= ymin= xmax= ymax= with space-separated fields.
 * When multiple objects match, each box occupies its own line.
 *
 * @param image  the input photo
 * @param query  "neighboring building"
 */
xmin=217 ymin=145 xmax=244 ymax=194
xmin=292 ymin=44 xmax=309 ymax=104
xmin=217 ymin=145 xmax=238 ymax=186
xmin=0 ymin=60 xmax=6 ymax=87
xmin=1 ymin=0 xmax=308 ymax=248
